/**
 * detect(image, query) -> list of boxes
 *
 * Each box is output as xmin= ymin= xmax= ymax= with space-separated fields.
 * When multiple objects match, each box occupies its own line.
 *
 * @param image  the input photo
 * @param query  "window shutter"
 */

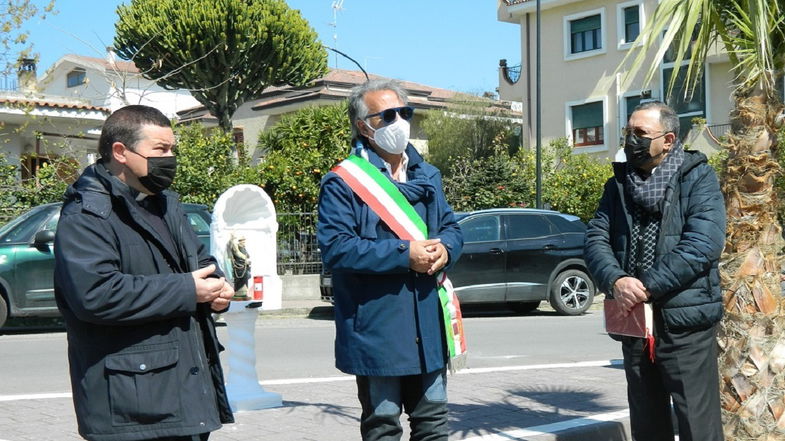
xmin=572 ymin=101 xmax=603 ymax=129
xmin=571 ymin=15 xmax=601 ymax=34
xmin=624 ymin=6 xmax=639 ymax=25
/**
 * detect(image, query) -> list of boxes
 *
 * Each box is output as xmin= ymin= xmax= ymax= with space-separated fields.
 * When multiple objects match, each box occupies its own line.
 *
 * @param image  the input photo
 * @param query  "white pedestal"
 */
xmin=223 ymin=301 xmax=282 ymax=411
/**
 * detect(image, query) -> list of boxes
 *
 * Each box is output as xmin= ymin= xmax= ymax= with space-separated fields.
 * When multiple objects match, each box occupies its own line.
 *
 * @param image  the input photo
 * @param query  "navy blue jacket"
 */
xmin=584 ymin=150 xmax=726 ymax=331
xmin=54 ymin=162 xmax=233 ymax=441
xmin=317 ymin=143 xmax=463 ymax=376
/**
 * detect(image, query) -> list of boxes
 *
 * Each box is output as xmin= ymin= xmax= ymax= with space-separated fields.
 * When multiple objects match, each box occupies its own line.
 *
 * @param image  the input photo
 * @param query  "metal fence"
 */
xmin=276 ymin=211 xmax=322 ymax=275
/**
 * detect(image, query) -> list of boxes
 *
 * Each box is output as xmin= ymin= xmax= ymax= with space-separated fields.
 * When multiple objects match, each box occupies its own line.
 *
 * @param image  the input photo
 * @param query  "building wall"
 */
xmin=39 ymin=58 xmax=200 ymax=119
xmin=498 ymin=0 xmax=735 ymax=161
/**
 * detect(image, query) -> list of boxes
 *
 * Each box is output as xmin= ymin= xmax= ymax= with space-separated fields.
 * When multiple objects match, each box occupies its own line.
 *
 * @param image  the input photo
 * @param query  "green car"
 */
xmin=0 ymin=202 xmax=212 ymax=328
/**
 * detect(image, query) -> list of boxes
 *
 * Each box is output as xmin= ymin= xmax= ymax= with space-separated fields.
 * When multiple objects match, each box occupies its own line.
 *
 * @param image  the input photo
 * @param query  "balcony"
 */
xmin=499 ymin=59 xmax=521 ymax=85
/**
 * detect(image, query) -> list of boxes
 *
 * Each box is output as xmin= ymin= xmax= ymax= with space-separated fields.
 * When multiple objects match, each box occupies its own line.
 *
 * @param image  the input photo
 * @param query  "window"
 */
xmin=461 ymin=216 xmax=500 ymax=243
xmin=186 ymin=212 xmax=210 ymax=236
xmin=662 ymin=67 xmax=705 ymax=140
xmin=66 ymin=68 xmax=86 ymax=88
xmin=623 ymin=6 xmax=640 ymax=43
xmin=564 ymin=9 xmax=606 ymax=60
xmin=570 ymin=15 xmax=602 ymax=53
xmin=625 ymin=95 xmax=642 ymax=124
xmin=506 ymin=215 xmax=554 ymax=240
xmin=570 ymin=101 xmax=604 ymax=146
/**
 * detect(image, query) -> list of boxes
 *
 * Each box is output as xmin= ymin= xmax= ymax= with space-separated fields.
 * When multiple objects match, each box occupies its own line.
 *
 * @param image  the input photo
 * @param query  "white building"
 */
xmin=38 ymin=50 xmax=200 ymax=119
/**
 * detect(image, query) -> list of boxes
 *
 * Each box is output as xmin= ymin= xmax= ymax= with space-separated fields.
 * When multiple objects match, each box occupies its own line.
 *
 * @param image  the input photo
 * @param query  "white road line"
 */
xmin=459 ymin=409 xmax=630 ymax=440
xmin=0 ymin=359 xmax=622 ymax=402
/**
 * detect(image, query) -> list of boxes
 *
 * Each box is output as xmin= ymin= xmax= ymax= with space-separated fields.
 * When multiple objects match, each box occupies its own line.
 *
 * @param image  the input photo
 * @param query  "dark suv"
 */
xmin=0 ymin=202 xmax=212 ymax=328
xmin=320 ymin=208 xmax=595 ymax=315
xmin=450 ymin=208 xmax=594 ymax=315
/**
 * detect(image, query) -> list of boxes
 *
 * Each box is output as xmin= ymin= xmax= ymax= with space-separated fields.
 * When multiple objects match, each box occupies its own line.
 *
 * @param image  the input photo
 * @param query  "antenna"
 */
xmin=329 ymin=0 xmax=345 ymax=68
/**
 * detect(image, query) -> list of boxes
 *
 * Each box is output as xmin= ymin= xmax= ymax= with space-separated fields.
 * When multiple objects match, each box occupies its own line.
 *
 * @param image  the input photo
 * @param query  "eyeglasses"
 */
xmin=365 ymin=106 xmax=415 ymax=124
xmin=623 ymin=128 xmax=669 ymax=139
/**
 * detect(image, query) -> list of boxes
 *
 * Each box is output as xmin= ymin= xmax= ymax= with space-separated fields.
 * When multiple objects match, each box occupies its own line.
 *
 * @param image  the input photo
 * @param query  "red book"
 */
xmin=604 ymin=299 xmax=653 ymax=338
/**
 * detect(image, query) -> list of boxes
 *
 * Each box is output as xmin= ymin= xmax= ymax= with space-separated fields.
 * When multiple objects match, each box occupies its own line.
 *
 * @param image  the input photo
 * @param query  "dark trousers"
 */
xmin=622 ymin=319 xmax=723 ymax=441
xmin=356 ymin=368 xmax=448 ymax=441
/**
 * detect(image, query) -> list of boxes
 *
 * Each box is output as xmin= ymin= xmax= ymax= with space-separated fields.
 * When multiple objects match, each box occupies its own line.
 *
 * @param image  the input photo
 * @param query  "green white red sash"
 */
xmin=332 ymin=155 xmax=467 ymax=372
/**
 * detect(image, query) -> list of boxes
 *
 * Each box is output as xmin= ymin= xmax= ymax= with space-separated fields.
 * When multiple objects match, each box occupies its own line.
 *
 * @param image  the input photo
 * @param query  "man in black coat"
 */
xmin=584 ymin=101 xmax=726 ymax=441
xmin=54 ymin=105 xmax=235 ymax=441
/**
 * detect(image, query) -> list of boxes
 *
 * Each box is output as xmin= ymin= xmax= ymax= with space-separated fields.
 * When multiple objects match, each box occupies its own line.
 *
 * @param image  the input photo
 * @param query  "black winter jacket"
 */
xmin=54 ymin=161 xmax=233 ymax=441
xmin=584 ymin=150 xmax=726 ymax=331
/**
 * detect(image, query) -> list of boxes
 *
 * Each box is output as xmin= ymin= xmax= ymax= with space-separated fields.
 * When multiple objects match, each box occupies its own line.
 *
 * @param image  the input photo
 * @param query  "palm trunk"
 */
xmin=718 ymin=90 xmax=785 ymax=439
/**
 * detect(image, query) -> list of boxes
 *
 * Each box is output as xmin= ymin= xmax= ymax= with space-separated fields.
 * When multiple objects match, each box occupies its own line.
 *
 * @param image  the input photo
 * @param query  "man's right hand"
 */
xmin=612 ymin=276 xmax=650 ymax=314
xmin=192 ymin=264 xmax=225 ymax=303
xmin=409 ymin=239 xmax=442 ymax=273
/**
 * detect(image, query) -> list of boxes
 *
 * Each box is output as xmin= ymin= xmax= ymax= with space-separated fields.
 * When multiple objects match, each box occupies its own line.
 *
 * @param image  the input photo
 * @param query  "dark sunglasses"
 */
xmin=365 ymin=106 xmax=415 ymax=124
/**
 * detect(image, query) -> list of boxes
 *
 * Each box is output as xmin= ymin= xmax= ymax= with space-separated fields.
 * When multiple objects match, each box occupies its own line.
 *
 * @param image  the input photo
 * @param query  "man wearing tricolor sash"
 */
xmin=317 ymin=80 xmax=463 ymax=441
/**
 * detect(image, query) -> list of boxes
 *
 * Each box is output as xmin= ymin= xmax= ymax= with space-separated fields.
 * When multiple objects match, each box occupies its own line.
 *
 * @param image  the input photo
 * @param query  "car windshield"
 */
xmin=0 ymin=205 xmax=52 ymax=241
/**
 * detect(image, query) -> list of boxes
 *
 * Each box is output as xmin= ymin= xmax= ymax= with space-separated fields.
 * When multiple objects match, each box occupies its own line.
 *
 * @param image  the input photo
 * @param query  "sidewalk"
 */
xmin=0 ymin=362 xmax=630 ymax=441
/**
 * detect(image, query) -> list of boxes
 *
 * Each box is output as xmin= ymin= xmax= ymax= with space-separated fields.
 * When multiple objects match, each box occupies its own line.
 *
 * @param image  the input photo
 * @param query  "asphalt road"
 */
xmin=0 ymin=308 xmax=621 ymax=397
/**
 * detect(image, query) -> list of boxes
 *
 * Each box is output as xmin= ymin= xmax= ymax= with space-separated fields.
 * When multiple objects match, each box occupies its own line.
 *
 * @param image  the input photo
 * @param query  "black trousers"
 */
xmin=622 ymin=318 xmax=723 ymax=441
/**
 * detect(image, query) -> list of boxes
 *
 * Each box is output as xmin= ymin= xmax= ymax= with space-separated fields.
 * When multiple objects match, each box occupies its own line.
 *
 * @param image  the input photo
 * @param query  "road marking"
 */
xmin=0 ymin=359 xmax=622 ymax=401
xmin=459 ymin=409 xmax=630 ymax=440
xmin=0 ymin=392 xmax=71 ymax=402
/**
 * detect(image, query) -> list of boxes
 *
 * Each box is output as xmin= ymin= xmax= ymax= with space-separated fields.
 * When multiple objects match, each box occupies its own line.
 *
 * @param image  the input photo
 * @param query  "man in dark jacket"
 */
xmin=54 ymin=105 xmax=234 ymax=441
xmin=317 ymin=80 xmax=463 ymax=440
xmin=585 ymin=101 xmax=726 ymax=441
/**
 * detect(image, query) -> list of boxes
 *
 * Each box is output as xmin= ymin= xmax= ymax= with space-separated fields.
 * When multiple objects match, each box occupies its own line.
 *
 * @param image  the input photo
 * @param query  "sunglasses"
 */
xmin=365 ymin=106 xmax=415 ymax=124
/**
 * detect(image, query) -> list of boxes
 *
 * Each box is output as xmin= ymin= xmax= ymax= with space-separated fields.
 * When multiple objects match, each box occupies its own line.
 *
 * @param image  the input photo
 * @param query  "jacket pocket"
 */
xmin=105 ymin=343 xmax=181 ymax=426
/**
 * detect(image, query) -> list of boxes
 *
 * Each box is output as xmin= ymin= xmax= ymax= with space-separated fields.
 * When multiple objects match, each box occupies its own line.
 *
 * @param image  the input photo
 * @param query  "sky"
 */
xmin=24 ymin=0 xmax=521 ymax=96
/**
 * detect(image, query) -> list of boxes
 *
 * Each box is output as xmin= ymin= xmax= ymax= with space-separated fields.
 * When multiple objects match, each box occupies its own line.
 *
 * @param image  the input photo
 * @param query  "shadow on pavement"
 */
xmin=0 ymin=317 xmax=65 ymax=335
xmin=449 ymin=385 xmax=625 ymax=440
xmin=280 ymin=400 xmax=358 ymax=421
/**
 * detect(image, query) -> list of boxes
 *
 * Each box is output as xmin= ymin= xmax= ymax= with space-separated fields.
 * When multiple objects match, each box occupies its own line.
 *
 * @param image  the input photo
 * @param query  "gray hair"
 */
xmin=347 ymin=79 xmax=409 ymax=139
xmin=632 ymin=100 xmax=680 ymax=137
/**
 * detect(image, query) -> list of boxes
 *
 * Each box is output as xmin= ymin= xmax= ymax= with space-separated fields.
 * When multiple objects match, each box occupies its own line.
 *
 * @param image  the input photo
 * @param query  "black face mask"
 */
xmin=127 ymin=150 xmax=177 ymax=194
xmin=623 ymin=132 xmax=667 ymax=168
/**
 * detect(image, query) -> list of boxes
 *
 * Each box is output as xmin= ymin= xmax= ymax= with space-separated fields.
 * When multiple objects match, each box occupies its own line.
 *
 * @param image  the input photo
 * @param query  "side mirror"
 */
xmin=33 ymin=230 xmax=55 ymax=245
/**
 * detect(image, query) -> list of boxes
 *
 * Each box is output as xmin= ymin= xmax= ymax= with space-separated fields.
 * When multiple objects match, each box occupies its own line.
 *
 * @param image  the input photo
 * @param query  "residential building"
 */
xmin=497 ymin=0 xmax=734 ymax=160
xmin=0 ymin=59 xmax=109 ymax=179
xmin=178 ymin=68 xmax=521 ymax=160
xmin=38 ymin=49 xmax=200 ymax=119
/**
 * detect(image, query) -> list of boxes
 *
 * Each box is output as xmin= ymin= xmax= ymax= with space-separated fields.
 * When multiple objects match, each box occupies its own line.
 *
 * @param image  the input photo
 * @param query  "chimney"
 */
xmin=106 ymin=46 xmax=116 ymax=64
xmin=17 ymin=58 xmax=37 ymax=93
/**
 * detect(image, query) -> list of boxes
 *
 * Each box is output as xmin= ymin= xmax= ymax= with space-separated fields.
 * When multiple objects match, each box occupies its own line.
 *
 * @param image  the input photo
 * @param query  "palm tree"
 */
xmin=620 ymin=0 xmax=785 ymax=438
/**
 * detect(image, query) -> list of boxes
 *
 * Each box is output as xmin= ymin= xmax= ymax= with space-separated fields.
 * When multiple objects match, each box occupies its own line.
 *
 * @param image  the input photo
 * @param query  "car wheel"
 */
xmin=548 ymin=269 xmax=595 ymax=316
xmin=0 ymin=295 xmax=7 ymax=328
xmin=510 ymin=301 xmax=540 ymax=314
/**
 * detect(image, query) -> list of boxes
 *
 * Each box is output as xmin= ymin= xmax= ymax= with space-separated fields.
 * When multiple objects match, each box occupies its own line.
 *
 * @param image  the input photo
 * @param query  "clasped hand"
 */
xmin=612 ymin=276 xmax=650 ymax=316
xmin=409 ymin=238 xmax=448 ymax=275
xmin=191 ymin=264 xmax=235 ymax=311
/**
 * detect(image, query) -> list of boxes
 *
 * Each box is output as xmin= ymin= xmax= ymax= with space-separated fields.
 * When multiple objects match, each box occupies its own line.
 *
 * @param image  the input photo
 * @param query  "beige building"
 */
xmin=496 ymin=0 xmax=736 ymax=160
xmin=179 ymin=69 xmax=521 ymax=161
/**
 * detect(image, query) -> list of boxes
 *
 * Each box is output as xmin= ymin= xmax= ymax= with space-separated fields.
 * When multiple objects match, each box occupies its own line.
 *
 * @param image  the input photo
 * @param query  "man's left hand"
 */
xmin=210 ymin=279 xmax=235 ymax=312
xmin=426 ymin=242 xmax=449 ymax=275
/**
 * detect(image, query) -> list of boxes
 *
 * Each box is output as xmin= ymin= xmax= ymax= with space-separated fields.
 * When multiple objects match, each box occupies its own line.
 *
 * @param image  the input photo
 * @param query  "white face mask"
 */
xmin=368 ymin=118 xmax=410 ymax=155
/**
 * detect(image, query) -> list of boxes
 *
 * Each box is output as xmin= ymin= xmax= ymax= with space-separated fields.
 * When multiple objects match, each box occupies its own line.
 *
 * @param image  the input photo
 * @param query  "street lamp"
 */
xmin=535 ymin=0 xmax=542 ymax=209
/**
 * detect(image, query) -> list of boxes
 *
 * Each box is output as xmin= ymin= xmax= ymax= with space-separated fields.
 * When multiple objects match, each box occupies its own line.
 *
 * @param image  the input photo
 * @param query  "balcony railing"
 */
xmin=499 ymin=59 xmax=521 ymax=85
xmin=706 ymin=123 xmax=731 ymax=143
xmin=503 ymin=0 xmax=532 ymax=4
xmin=0 ymin=76 xmax=18 ymax=92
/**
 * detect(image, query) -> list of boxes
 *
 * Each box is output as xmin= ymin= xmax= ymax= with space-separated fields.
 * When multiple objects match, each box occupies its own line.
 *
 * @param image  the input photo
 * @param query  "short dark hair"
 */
xmin=632 ymin=100 xmax=680 ymax=137
xmin=98 ymin=105 xmax=171 ymax=159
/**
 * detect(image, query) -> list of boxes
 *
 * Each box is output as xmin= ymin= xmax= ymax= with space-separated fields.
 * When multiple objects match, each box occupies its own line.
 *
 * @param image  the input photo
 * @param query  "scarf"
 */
xmin=625 ymin=142 xmax=685 ymax=214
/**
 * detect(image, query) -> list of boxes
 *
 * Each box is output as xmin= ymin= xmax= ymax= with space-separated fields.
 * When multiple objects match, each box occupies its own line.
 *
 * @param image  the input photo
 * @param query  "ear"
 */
xmin=112 ymin=141 xmax=128 ymax=164
xmin=356 ymin=119 xmax=372 ymax=138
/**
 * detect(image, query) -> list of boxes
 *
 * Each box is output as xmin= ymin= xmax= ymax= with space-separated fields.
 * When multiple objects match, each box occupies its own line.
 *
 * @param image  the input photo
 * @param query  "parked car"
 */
xmin=0 ymin=202 xmax=212 ymax=328
xmin=320 ymin=208 xmax=596 ymax=316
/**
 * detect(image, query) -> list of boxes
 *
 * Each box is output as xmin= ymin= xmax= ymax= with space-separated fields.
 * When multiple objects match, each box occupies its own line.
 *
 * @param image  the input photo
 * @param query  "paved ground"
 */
xmin=0 ymin=298 xmax=636 ymax=441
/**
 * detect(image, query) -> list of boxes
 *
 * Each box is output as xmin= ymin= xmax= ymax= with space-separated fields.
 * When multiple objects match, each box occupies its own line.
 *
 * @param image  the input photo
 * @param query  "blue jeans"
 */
xmin=356 ymin=368 xmax=448 ymax=441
